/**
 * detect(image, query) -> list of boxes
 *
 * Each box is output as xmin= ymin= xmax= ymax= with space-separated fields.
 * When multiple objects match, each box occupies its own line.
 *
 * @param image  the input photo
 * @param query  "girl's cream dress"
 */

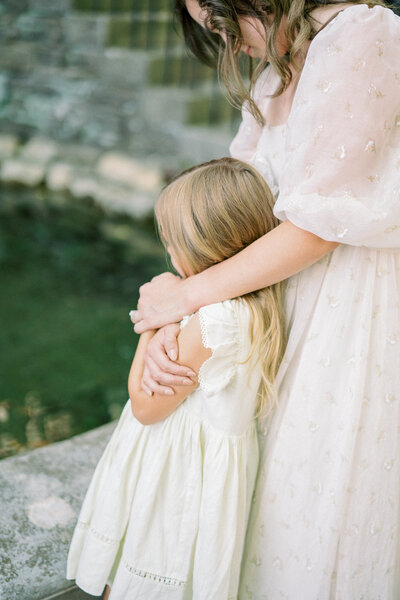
xmin=230 ymin=5 xmax=400 ymax=599
xmin=67 ymin=300 xmax=260 ymax=599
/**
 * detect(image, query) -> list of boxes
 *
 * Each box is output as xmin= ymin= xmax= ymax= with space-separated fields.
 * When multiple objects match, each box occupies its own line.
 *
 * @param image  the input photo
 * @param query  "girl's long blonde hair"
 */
xmin=155 ymin=157 xmax=286 ymax=416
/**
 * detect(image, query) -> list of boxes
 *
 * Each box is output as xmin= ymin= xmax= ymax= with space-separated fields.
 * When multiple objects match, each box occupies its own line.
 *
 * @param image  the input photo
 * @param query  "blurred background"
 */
xmin=0 ymin=0 xmax=399 ymax=460
xmin=0 ymin=0 xmax=242 ymax=459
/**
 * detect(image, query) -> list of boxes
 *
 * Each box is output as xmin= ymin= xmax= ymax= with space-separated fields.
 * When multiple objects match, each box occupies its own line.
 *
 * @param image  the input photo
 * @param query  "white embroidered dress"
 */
xmin=230 ymin=5 xmax=400 ymax=599
xmin=66 ymin=300 xmax=260 ymax=600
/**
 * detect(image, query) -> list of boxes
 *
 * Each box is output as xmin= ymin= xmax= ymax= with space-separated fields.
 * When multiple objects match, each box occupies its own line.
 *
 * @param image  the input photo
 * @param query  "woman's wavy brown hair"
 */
xmin=175 ymin=0 xmax=389 ymax=125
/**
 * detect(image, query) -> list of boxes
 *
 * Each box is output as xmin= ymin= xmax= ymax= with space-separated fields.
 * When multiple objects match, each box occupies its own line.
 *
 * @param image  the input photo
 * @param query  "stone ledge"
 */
xmin=42 ymin=584 xmax=94 ymax=599
xmin=0 ymin=421 xmax=116 ymax=600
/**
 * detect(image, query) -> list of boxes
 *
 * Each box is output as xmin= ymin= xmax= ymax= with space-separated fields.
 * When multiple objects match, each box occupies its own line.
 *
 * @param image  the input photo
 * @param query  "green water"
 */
xmin=0 ymin=185 xmax=167 ymax=458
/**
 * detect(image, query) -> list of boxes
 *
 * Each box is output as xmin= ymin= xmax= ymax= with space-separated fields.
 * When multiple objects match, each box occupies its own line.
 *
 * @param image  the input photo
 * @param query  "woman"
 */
xmin=132 ymin=1 xmax=400 ymax=597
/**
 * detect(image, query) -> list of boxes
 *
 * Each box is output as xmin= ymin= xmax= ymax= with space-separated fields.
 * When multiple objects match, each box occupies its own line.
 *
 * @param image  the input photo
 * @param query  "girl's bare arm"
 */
xmin=134 ymin=220 xmax=338 ymax=395
xmin=129 ymin=314 xmax=211 ymax=424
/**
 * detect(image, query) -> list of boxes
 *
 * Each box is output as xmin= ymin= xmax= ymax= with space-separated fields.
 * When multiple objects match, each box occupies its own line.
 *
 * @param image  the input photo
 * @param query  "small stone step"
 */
xmin=19 ymin=136 xmax=59 ymax=164
xmin=97 ymin=151 xmax=162 ymax=192
xmin=0 ymin=134 xmax=19 ymax=160
xmin=1 ymin=158 xmax=45 ymax=186
xmin=46 ymin=161 xmax=74 ymax=191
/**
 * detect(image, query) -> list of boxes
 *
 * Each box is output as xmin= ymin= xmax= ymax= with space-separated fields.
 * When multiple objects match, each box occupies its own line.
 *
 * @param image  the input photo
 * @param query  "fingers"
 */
xmin=133 ymin=304 xmax=169 ymax=333
xmin=141 ymin=381 xmax=154 ymax=396
xmin=133 ymin=272 xmax=187 ymax=331
xmin=141 ymin=365 xmax=174 ymax=396
xmin=133 ymin=308 xmax=184 ymax=333
xmin=145 ymin=355 xmax=195 ymax=388
xmin=153 ymin=355 xmax=195 ymax=378
xmin=152 ymin=327 xmax=196 ymax=378
xmin=164 ymin=323 xmax=180 ymax=362
xmin=134 ymin=319 xmax=160 ymax=334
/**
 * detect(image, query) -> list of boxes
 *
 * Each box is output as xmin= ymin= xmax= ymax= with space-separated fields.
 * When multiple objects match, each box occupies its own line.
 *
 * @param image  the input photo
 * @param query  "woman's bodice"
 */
xmin=230 ymin=4 xmax=400 ymax=249
xmin=250 ymin=124 xmax=287 ymax=200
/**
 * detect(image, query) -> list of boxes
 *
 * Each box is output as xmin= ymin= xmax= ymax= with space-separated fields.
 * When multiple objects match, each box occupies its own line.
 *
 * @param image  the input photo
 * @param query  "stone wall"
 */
xmin=0 ymin=0 xmax=237 ymax=170
xmin=0 ymin=420 xmax=115 ymax=599
xmin=2 ymin=0 xmax=398 ymax=169
xmin=0 ymin=133 xmax=163 ymax=216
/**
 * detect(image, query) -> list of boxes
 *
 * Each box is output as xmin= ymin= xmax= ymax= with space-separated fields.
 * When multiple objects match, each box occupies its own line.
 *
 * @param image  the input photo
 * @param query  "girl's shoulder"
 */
xmin=199 ymin=298 xmax=250 ymax=329
xmin=181 ymin=299 xmax=250 ymax=350
xmin=195 ymin=300 xmax=252 ymax=396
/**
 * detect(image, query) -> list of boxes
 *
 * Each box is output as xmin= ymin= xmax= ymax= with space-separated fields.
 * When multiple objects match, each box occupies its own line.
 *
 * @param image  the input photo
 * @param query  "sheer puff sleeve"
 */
xmin=274 ymin=5 xmax=400 ymax=248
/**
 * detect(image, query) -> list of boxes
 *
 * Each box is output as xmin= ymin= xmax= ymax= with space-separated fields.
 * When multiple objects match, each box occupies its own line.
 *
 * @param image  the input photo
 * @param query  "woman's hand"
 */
xmin=141 ymin=324 xmax=197 ymax=396
xmin=133 ymin=272 xmax=196 ymax=334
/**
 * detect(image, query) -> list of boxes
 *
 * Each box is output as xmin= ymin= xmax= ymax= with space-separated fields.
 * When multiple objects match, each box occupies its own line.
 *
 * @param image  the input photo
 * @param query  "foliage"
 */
xmin=0 ymin=185 xmax=167 ymax=458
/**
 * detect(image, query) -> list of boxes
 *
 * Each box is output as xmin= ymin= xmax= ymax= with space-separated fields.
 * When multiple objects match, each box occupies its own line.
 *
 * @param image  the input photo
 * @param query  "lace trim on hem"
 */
xmin=121 ymin=556 xmax=185 ymax=587
xmin=76 ymin=520 xmax=120 ymax=545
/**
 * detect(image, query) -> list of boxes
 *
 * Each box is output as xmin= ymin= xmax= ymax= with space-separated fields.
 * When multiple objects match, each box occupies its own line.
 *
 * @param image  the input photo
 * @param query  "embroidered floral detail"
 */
xmin=367 ymin=174 xmax=380 ymax=183
xmin=344 ymin=102 xmax=354 ymax=120
xmin=364 ymin=140 xmax=376 ymax=153
xmin=368 ymin=83 xmax=384 ymax=98
xmin=375 ymin=39 xmax=384 ymax=56
xmin=333 ymin=145 xmax=347 ymax=160
xmin=352 ymin=58 xmax=366 ymax=71
xmin=121 ymin=556 xmax=185 ymax=587
xmin=317 ymin=79 xmax=332 ymax=93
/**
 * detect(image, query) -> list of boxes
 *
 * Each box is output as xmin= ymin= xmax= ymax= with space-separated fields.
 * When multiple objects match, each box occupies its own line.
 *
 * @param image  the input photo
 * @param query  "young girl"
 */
xmin=66 ymin=157 xmax=285 ymax=599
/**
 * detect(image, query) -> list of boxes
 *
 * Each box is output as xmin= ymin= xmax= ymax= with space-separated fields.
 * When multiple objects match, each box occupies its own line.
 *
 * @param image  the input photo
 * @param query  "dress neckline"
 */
xmin=262 ymin=3 xmax=374 ymax=130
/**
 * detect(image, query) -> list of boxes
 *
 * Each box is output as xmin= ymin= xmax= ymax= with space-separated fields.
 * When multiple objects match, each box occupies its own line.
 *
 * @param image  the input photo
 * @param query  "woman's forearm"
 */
xmin=134 ymin=220 xmax=339 ymax=333
xmin=185 ymin=219 xmax=339 ymax=311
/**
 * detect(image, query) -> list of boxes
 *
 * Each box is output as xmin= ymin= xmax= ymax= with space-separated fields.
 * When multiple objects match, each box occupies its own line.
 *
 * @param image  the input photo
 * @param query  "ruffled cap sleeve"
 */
xmin=196 ymin=300 xmax=244 ymax=396
xmin=274 ymin=5 xmax=400 ymax=248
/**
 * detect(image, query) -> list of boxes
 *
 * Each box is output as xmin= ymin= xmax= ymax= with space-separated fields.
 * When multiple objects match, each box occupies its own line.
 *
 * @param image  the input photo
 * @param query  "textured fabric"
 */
xmin=230 ymin=5 xmax=400 ymax=599
xmin=66 ymin=300 xmax=260 ymax=600
xmin=274 ymin=5 xmax=400 ymax=248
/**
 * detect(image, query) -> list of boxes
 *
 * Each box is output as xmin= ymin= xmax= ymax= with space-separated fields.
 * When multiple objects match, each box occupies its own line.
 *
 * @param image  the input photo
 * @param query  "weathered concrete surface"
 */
xmin=0 ymin=421 xmax=116 ymax=600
